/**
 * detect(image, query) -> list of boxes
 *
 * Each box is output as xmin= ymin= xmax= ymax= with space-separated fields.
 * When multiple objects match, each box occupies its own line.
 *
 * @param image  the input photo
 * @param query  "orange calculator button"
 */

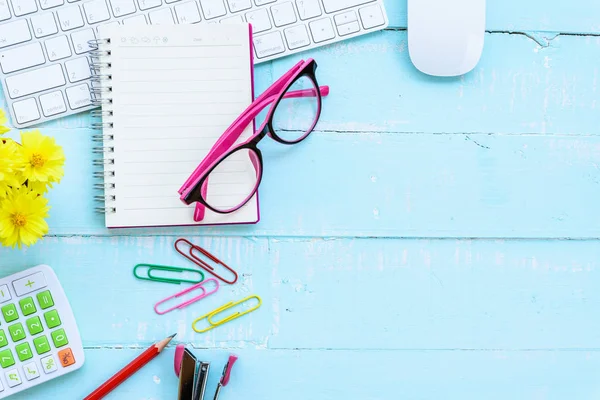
xmin=58 ymin=348 xmax=75 ymax=367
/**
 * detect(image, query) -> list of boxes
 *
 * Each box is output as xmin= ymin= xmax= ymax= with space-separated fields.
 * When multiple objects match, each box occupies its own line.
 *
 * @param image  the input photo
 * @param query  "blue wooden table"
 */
xmin=2 ymin=1 xmax=600 ymax=398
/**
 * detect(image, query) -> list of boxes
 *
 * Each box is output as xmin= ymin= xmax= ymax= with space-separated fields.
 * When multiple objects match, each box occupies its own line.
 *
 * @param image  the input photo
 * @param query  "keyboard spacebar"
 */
xmin=321 ymin=0 xmax=375 ymax=13
xmin=6 ymin=64 xmax=66 ymax=99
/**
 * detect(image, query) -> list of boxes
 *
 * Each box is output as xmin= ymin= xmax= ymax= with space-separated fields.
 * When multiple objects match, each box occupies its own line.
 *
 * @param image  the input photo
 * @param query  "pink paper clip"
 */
xmin=154 ymin=278 xmax=219 ymax=315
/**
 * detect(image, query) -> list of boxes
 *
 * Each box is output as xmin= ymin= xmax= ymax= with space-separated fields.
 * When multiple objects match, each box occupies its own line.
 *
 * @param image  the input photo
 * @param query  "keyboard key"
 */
xmin=0 ymin=43 xmax=45 ymax=74
xmin=0 ymin=20 xmax=32 ymax=49
xmin=39 ymin=91 xmax=67 ymax=116
xmin=123 ymin=14 xmax=147 ymax=24
xmin=36 ymin=290 xmax=54 ymax=309
xmin=58 ymin=348 xmax=75 ymax=367
xmin=13 ymin=272 xmax=48 ymax=296
xmin=254 ymin=0 xmax=275 ymax=5
xmin=25 ymin=316 xmax=44 ymax=335
xmin=270 ymin=2 xmax=296 ymax=27
xmin=149 ymin=7 xmax=174 ymax=23
xmin=296 ymin=0 xmax=320 ymax=19
xmin=66 ymin=83 xmax=92 ymax=109
xmin=51 ymin=328 xmax=68 ymax=348
xmin=1 ymin=304 xmax=18 ymax=323
xmin=12 ymin=0 xmax=37 ymax=16
xmin=358 ymin=4 xmax=384 ymax=29
xmin=71 ymin=28 xmax=95 ymax=53
xmin=40 ymin=0 xmax=63 ymax=8
xmin=19 ymin=296 xmax=36 ymax=316
xmin=334 ymin=10 xmax=356 ymax=24
xmin=321 ymin=0 xmax=373 ymax=13
xmin=83 ymin=0 xmax=110 ymax=23
xmin=0 ymin=349 xmax=14 ymax=368
xmin=0 ymin=0 xmax=10 ymax=20
xmin=45 ymin=35 xmax=72 ymax=60
xmin=199 ymin=0 xmax=226 ymax=19
xmin=0 ymin=330 xmax=7 ymax=348
xmin=22 ymin=361 xmax=39 ymax=380
xmin=9 ymin=323 xmax=25 ymax=342
xmin=44 ymin=309 xmax=61 ymax=329
xmin=245 ymin=8 xmax=270 ymax=32
xmin=12 ymin=98 xmax=41 ymax=124
xmin=0 ymin=285 xmax=10 ymax=304
xmin=31 ymin=12 xmax=59 ymax=37
xmin=253 ymin=31 xmax=285 ymax=59
xmin=309 ymin=17 xmax=335 ymax=42
xmin=5 ymin=368 xmax=21 ymax=387
xmin=337 ymin=20 xmax=359 ymax=35
xmin=220 ymin=14 xmax=242 ymax=23
xmin=284 ymin=25 xmax=310 ymax=49
xmin=41 ymin=355 xmax=57 ymax=373
xmin=174 ymin=1 xmax=201 ymax=24
xmin=109 ymin=0 xmax=136 ymax=17
xmin=33 ymin=336 xmax=50 ymax=355
xmin=227 ymin=0 xmax=250 ymax=12
xmin=15 ymin=343 xmax=33 ymax=362
xmin=137 ymin=0 xmax=160 ymax=10
xmin=57 ymin=5 xmax=85 ymax=30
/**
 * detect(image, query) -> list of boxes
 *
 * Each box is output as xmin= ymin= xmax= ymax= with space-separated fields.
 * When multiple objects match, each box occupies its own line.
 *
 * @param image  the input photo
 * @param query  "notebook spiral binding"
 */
xmin=89 ymin=38 xmax=117 ymax=215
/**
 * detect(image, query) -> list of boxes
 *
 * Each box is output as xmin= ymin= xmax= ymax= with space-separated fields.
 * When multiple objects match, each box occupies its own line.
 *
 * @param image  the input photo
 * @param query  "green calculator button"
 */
xmin=44 ymin=310 xmax=61 ymax=329
xmin=51 ymin=329 xmax=68 ymax=348
xmin=0 ymin=349 xmax=14 ymax=368
xmin=8 ymin=323 xmax=25 ymax=342
xmin=1 ymin=304 xmax=18 ymax=323
xmin=0 ymin=330 xmax=7 ymax=348
xmin=26 ymin=316 xmax=43 ymax=335
xmin=36 ymin=290 xmax=54 ymax=310
xmin=15 ymin=343 xmax=32 ymax=362
xmin=33 ymin=336 xmax=50 ymax=355
xmin=19 ymin=297 xmax=36 ymax=316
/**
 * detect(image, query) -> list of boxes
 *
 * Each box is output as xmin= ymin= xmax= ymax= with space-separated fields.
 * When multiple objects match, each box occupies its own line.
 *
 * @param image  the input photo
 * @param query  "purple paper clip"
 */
xmin=154 ymin=278 xmax=219 ymax=315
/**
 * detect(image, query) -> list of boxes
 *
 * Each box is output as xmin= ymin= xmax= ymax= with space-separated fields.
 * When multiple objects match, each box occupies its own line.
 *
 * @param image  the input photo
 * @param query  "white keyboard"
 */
xmin=0 ymin=0 xmax=388 ymax=128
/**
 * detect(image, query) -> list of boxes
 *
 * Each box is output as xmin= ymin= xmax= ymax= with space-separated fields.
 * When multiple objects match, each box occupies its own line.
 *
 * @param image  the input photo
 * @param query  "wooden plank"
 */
xmin=9 ymin=348 xmax=600 ymax=399
xmin=20 ymin=31 xmax=600 ymax=136
xmin=30 ymin=130 xmax=600 ymax=238
xmin=1 ymin=237 xmax=598 ymax=349
xmin=384 ymin=0 xmax=600 ymax=34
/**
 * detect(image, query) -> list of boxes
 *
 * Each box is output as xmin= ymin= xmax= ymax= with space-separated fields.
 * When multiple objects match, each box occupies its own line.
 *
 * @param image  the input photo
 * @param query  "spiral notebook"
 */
xmin=93 ymin=24 xmax=259 ymax=228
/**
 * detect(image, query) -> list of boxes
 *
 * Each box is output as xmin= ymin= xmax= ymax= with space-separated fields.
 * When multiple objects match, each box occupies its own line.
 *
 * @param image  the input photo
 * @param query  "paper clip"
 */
xmin=174 ymin=238 xmax=239 ymax=285
xmin=154 ymin=278 xmax=220 ymax=315
xmin=192 ymin=295 xmax=262 ymax=333
xmin=133 ymin=264 xmax=205 ymax=285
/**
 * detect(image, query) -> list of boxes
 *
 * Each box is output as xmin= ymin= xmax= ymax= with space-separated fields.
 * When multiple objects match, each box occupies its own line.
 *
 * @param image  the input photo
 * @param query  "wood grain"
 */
xmin=1 ymin=0 xmax=598 ymax=398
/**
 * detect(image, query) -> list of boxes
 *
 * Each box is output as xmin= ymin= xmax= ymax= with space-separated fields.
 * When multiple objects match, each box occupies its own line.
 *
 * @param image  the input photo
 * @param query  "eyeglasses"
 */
xmin=178 ymin=59 xmax=329 ymax=221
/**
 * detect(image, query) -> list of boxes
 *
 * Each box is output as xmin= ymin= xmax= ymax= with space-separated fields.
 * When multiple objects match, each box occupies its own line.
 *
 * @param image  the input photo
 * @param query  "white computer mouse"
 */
xmin=407 ymin=0 xmax=486 ymax=77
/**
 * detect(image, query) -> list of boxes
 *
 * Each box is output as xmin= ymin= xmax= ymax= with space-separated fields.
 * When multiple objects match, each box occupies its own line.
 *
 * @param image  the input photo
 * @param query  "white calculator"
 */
xmin=0 ymin=264 xmax=84 ymax=398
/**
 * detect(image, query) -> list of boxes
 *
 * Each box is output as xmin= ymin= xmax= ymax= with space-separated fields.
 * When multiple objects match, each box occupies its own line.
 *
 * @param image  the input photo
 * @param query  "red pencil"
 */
xmin=84 ymin=333 xmax=177 ymax=400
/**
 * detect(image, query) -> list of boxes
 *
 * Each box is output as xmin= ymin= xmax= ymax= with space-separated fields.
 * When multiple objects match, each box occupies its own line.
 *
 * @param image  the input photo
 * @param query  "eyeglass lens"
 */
xmin=271 ymin=75 xmax=320 ymax=143
xmin=201 ymin=147 xmax=261 ymax=213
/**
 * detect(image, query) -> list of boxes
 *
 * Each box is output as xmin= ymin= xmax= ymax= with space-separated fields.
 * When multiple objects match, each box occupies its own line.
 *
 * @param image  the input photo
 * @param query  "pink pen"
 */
xmin=213 ymin=354 xmax=238 ymax=400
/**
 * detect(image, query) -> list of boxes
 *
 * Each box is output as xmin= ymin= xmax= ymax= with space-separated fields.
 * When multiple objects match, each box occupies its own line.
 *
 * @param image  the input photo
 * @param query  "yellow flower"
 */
xmin=17 ymin=130 xmax=65 ymax=185
xmin=0 ymin=140 xmax=24 ymax=199
xmin=0 ymin=187 xmax=49 ymax=248
xmin=0 ymin=110 xmax=10 ymax=135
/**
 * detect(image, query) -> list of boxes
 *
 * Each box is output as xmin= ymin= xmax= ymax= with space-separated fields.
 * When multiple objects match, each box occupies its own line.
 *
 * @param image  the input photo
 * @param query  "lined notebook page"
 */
xmin=100 ymin=24 xmax=258 ymax=228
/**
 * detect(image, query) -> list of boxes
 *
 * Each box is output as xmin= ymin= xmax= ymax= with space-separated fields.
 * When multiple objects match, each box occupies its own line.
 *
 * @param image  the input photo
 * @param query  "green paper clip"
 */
xmin=133 ymin=264 xmax=205 ymax=285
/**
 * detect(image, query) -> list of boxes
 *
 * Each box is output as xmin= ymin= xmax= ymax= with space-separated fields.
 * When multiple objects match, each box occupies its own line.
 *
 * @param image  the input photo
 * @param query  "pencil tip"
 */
xmin=168 ymin=333 xmax=177 ymax=339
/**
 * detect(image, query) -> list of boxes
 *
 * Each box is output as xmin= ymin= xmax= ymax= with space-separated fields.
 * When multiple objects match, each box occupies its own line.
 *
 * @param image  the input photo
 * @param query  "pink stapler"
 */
xmin=174 ymin=345 xmax=238 ymax=400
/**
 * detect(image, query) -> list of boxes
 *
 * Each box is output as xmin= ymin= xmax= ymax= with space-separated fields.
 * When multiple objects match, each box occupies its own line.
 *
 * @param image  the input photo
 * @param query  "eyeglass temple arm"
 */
xmin=190 ymin=85 xmax=329 ymax=221
xmin=181 ymin=84 xmax=329 ymax=197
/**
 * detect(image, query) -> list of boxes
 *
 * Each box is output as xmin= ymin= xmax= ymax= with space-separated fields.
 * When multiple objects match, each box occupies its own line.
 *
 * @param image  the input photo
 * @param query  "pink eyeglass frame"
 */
xmin=178 ymin=58 xmax=330 ymax=221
